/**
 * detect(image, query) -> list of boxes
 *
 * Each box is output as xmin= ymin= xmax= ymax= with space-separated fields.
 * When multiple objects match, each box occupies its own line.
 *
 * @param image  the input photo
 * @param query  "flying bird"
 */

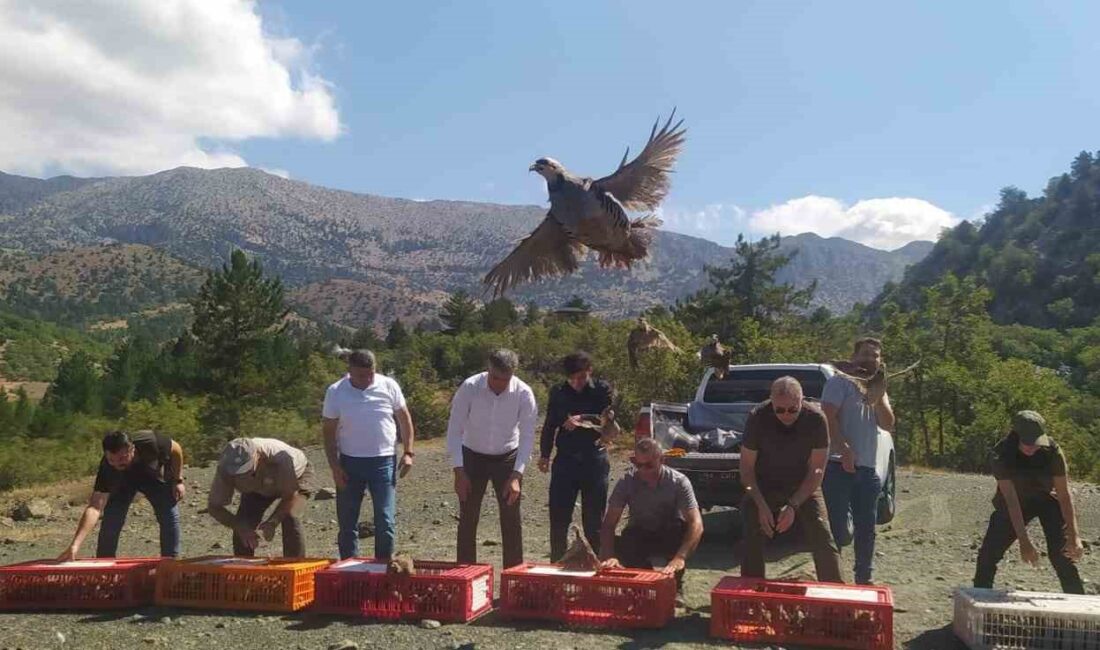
xmin=830 ymin=359 xmax=921 ymax=405
xmin=483 ymin=111 xmax=686 ymax=296
xmin=699 ymin=335 xmax=733 ymax=379
xmin=626 ymin=317 xmax=680 ymax=369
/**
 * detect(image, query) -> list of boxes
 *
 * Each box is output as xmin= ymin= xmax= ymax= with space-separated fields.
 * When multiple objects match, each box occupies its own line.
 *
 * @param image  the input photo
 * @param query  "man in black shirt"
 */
xmin=58 ymin=430 xmax=184 ymax=560
xmin=538 ymin=351 xmax=621 ymax=561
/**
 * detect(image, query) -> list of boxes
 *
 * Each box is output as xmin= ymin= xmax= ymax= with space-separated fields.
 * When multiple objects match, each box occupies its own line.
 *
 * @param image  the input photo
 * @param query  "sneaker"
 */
xmin=856 ymin=579 xmax=875 ymax=586
xmin=674 ymin=593 xmax=687 ymax=609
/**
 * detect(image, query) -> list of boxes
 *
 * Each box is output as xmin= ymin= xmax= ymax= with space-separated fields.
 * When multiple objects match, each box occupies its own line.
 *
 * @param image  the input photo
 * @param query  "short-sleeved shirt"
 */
xmin=742 ymin=400 xmax=829 ymax=500
xmin=990 ymin=432 xmax=1067 ymax=510
xmin=322 ymin=373 xmax=407 ymax=458
xmin=540 ymin=379 xmax=614 ymax=459
xmin=208 ymin=438 xmax=312 ymax=506
xmin=93 ymin=430 xmax=173 ymax=494
xmin=608 ymin=465 xmax=698 ymax=532
xmin=822 ymin=374 xmax=879 ymax=468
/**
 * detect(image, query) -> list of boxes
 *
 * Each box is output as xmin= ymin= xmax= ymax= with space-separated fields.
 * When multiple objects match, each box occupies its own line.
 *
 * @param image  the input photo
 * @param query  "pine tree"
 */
xmin=481 ymin=298 xmax=519 ymax=332
xmin=440 ymin=290 xmax=479 ymax=334
xmin=385 ymin=319 xmax=410 ymax=348
xmin=189 ymin=250 xmax=287 ymax=431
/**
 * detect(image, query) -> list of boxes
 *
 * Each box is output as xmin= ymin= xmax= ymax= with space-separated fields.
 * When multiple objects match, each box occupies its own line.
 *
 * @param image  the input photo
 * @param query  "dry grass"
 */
xmin=0 ymin=380 xmax=49 ymax=401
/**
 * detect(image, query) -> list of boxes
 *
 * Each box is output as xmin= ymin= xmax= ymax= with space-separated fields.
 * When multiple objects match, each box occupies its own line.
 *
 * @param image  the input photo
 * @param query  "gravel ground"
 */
xmin=1 ymin=438 xmax=1098 ymax=649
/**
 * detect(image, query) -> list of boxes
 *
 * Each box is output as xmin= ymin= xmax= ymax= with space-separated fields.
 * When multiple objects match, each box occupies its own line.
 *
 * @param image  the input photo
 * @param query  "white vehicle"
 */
xmin=634 ymin=363 xmax=896 ymax=541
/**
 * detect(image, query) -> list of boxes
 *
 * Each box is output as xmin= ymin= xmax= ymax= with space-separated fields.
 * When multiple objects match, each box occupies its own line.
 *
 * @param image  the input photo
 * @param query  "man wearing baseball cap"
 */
xmin=973 ymin=410 xmax=1085 ymax=593
xmin=207 ymin=437 xmax=315 ymax=558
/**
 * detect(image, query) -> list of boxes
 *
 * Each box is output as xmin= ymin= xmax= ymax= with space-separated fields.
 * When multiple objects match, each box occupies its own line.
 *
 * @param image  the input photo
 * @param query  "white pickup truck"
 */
xmin=634 ymin=363 xmax=896 ymax=540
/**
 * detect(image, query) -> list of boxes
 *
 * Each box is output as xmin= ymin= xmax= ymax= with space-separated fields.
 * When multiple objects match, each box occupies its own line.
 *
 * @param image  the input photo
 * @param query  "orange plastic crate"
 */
xmin=155 ymin=556 xmax=331 ymax=612
xmin=710 ymin=577 xmax=894 ymax=650
xmin=500 ymin=563 xmax=676 ymax=628
xmin=0 ymin=558 xmax=162 ymax=610
xmin=314 ymin=558 xmax=494 ymax=622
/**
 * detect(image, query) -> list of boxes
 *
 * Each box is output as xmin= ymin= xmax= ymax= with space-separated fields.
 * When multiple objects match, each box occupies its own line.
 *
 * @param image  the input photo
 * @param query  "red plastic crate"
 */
xmin=313 ymin=558 xmax=494 ymax=622
xmin=710 ymin=577 xmax=894 ymax=650
xmin=500 ymin=563 xmax=676 ymax=629
xmin=0 ymin=558 xmax=162 ymax=610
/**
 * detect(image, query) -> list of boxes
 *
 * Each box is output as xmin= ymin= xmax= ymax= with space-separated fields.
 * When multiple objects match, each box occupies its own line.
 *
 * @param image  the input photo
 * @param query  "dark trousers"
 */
xmin=974 ymin=496 xmax=1084 ymax=594
xmin=457 ymin=446 xmax=524 ymax=568
xmin=614 ymin=521 xmax=687 ymax=590
xmin=549 ymin=450 xmax=610 ymax=562
xmin=97 ymin=480 xmax=180 ymax=558
xmin=823 ymin=463 xmax=881 ymax=583
xmin=232 ymin=492 xmax=306 ymax=558
xmin=741 ymin=490 xmax=843 ymax=583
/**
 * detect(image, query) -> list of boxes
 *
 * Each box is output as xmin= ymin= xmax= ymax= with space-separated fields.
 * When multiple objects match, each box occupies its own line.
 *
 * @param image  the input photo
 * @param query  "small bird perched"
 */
xmin=830 ymin=360 xmax=921 ymax=405
xmin=626 ymin=317 xmax=680 ymax=369
xmin=699 ymin=335 xmax=732 ymax=379
xmin=484 ymin=111 xmax=686 ymax=296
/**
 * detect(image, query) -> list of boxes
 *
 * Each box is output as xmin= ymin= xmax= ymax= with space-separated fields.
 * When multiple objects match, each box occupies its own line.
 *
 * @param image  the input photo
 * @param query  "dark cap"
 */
xmin=218 ymin=438 xmax=257 ymax=475
xmin=1012 ymin=410 xmax=1049 ymax=446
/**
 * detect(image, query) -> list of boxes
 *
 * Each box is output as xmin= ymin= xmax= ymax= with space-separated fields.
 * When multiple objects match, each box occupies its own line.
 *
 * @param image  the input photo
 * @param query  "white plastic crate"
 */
xmin=954 ymin=588 xmax=1100 ymax=650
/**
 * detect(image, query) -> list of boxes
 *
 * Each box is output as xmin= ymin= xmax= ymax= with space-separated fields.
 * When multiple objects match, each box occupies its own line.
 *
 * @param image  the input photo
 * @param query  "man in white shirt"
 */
xmin=447 ymin=348 xmax=538 ymax=568
xmin=322 ymin=350 xmax=415 ymax=560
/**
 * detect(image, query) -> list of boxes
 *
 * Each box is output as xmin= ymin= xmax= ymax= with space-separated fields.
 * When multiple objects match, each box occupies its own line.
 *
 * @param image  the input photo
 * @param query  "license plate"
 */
xmin=696 ymin=471 xmax=737 ymax=482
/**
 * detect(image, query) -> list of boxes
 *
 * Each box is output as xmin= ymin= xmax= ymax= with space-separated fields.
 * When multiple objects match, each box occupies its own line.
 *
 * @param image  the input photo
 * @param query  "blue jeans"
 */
xmin=822 ymin=462 xmax=881 ymax=584
xmin=336 ymin=454 xmax=396 ymax=560
xmin=97 ymin=480 xmax=180 ymax=558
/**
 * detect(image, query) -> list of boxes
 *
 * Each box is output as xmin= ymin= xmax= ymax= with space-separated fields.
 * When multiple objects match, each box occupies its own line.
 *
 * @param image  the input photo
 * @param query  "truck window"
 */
xmin=702 ymin=368 xmax=827 ymax=403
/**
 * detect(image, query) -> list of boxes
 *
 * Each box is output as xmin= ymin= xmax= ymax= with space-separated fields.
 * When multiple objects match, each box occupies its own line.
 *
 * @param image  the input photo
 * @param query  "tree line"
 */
xmin=2 ymin=231 xmax=1100 ymax=491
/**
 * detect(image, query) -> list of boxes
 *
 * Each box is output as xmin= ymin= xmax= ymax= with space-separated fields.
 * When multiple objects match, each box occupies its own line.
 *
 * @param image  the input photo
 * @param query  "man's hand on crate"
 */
xmin=599 ymin=557 xmax=622 ymax=570
xmin=237 ymin=526 xmax=261 ymax=550
xmin=57 ymin=546 xmax=78 ymax=563
xmin=660 ymin=556 xmax=685 ymax=575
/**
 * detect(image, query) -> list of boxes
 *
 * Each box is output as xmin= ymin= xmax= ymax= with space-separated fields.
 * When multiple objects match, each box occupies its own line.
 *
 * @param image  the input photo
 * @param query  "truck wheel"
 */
xmin=876 ymin=456 xmax=896 ymax=525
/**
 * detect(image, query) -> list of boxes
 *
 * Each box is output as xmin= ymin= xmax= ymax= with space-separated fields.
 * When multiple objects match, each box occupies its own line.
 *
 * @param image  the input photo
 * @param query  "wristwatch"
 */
xmin=403 ymin=451 xmax=415 ymax=457
xmin=171 ymin=478 xmax=184 ymax=485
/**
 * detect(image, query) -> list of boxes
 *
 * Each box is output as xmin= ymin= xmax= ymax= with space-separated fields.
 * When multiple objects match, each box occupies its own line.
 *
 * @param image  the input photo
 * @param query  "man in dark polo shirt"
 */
xmin=740 ymin=376 xmax=841 ymax=582
xmin=974 ymin=410 xmax=1085 ymax=593
xmin=207 ymin=437 xmax=316 ymax=558
xmin=538 ymin=351 xmax=621 ymax=561
xmin=58 ymin=430 xmax=184 ymax=560
xmin=599 ymin=438 xmax=703 ymax=599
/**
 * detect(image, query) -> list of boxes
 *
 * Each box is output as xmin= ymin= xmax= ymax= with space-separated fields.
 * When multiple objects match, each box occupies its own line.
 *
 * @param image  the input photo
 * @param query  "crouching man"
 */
xmin=207 ymin=437 xmax=315 ymax=557
xmin=59 ymin=430 xmax=184 ymax=560
xmin=598 ymin=438 xmax=703 ymax=601
xmin=740 ymin=376 xmax=842 ymax=582
xmin=973 ymin=410 xmax=1085 ymax=593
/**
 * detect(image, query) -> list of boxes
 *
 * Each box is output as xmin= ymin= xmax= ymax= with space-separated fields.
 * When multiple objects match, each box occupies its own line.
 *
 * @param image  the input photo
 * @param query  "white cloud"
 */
xmin=656 ymin=203 xmax=748 ymax=246
xmin=0 ymin=0 xmax=341 ymax=177
xmin=748 ymin=195 xmax=957 ymax=250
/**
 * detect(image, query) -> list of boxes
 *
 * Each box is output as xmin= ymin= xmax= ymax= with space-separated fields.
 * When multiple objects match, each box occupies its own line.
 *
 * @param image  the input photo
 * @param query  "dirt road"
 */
xmin=1 ymin=439 xmax=1098 ymax=649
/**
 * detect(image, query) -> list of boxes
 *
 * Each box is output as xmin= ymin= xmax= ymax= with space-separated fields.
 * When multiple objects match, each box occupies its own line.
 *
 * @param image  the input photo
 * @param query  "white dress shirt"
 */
xmin=446 ymin=371 xmax=539 ymax=473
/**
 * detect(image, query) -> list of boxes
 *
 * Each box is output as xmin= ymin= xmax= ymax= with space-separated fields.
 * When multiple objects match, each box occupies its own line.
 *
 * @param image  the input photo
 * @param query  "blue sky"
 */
xmin=3 ymin=1 xmax=1098 ymax=249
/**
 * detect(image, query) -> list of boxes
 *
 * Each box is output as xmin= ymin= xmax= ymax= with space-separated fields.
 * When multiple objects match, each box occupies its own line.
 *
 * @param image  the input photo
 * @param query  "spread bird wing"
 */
xmin=483 ymin=214 xmax=583 ymax=297
xmin=592 ymin=110 xmax=686 ymax=212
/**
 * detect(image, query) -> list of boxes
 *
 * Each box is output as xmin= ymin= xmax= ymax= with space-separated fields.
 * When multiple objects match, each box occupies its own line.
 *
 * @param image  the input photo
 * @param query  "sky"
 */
xmin=2 ymin=1 xmax=1098 ymax=251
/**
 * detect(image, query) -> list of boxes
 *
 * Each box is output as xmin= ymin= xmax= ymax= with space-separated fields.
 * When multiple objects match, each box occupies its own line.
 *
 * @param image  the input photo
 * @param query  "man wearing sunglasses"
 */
xmin=973 ymin=410 xmax=1085 ymax=593
xmin=598 ymin=438 xmax=703 ymax=602
xmin=740 ymin=377 xmax=842 ymax=582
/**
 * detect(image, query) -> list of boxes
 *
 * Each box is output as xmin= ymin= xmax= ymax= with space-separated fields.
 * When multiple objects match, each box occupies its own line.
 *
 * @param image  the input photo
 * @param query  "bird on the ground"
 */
xmin=626 ymin=317 xmax=680 ymax=369
xmin=483 ymin=111 xmax=686 ymax=296
xmin=699 ymin=335 xmax=732 ymax=379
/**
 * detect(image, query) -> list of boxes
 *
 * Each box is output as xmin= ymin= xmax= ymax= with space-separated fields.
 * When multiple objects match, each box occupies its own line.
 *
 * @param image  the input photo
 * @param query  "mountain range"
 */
xmin=0 ymin=167 xmax=932 ymax=328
